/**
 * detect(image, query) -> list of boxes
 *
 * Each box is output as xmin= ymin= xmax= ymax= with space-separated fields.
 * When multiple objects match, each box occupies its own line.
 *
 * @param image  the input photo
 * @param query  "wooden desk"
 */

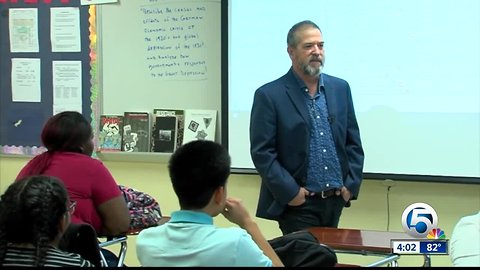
xmin=307 ymin=227 xmax=431 ymax=267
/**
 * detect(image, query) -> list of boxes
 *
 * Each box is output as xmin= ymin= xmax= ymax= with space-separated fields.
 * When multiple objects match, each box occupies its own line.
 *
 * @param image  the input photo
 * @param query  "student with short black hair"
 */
xmin=0 ymin=175 xmax=93 ymax=267
xmin=136 ymin=140 xmax=283 ymax=267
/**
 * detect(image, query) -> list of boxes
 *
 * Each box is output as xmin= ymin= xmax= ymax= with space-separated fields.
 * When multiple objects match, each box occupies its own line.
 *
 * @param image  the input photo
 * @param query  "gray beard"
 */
xmin=303 ymin=64 xmax=322 ymax=77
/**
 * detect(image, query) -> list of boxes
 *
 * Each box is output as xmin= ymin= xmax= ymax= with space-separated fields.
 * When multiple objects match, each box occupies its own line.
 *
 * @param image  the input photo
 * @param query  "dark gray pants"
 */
xmin=278 ymin=195 xmax=345 ymax=235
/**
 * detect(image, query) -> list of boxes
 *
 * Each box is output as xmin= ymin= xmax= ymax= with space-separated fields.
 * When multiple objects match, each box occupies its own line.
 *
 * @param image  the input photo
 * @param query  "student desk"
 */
xmin=307 ymin=227 xmax=431 ymax=267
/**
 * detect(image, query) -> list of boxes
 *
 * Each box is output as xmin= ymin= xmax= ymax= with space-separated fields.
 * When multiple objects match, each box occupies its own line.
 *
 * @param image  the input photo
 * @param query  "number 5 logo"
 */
xmin=402 ymin=203 xmax=438 ymax=238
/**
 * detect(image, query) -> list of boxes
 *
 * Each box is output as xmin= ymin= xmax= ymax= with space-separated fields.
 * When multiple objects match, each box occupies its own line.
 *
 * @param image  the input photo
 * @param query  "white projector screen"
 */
xmin=225 ymin=0 xmax=480 ymax=183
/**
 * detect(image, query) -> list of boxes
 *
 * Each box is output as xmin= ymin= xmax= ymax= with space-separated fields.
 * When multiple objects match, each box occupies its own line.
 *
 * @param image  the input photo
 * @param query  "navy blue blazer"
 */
xmin=250 ymin=68 xmax=364 ymax=220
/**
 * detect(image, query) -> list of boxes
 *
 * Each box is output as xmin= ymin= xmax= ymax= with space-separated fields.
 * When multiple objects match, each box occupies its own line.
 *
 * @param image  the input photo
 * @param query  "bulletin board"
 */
xmin=0 ymin=0 xmax=95 ymax=155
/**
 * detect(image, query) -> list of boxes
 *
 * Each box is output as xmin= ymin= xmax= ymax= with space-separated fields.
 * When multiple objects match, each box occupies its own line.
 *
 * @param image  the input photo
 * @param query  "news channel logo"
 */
xmin=401 ymin=202 xmax=445 ymax=239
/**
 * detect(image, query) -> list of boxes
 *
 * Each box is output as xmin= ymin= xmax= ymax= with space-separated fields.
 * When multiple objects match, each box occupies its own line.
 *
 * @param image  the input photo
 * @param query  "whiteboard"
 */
xmin=97 ymin=0 xmax=221 ymax=137
xmin=227 ymin=0 xmax=480 ymax=182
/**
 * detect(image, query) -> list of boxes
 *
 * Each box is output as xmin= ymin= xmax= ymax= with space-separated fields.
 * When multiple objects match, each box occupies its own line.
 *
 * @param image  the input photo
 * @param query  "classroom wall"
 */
xmin=1 ymin=156 xmax=479 ymax=266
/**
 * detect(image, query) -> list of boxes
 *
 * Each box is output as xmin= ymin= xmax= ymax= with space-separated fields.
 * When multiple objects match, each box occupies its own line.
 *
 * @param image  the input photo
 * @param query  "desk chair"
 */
xmin=60 ymin=217 xmax=171 ymax=266
xmin=59 ymin=223 xmax=102 ymax=266
xmin=59 ymin=223 xmax=128 ymax=267
xmin=98 ymin=235 xmax=128 ymax=267
xmin=100 ymin=216 xmax=171 ymax=266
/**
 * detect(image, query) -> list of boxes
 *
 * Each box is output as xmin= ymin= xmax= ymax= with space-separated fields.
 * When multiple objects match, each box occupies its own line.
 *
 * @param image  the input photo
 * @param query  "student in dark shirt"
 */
xmin=0 ymin=175 xmax=93 ymax=267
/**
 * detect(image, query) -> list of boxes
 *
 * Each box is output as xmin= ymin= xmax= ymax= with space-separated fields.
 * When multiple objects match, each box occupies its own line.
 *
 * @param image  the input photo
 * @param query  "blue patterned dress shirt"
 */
xmin=294 ymin=73 xmax=343 ymax=192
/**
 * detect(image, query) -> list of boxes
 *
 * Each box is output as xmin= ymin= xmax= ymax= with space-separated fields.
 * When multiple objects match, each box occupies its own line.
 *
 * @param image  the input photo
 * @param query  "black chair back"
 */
xmin=59 ymin=223 xmax=103 ymax=267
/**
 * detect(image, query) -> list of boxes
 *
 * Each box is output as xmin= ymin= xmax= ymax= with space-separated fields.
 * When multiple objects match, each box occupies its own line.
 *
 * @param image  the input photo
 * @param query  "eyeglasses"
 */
xmin=68 ymin=200 xmax=77 ymax=215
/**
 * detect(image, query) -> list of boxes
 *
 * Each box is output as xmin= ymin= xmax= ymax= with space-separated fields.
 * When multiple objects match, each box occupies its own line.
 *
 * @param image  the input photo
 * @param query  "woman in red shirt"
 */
xmin=16 ymin=111 xmax=130 ymax=237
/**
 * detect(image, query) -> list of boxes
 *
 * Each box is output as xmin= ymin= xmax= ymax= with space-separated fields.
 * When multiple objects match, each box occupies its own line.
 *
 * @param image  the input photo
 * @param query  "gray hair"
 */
xmin=287 ymin=20 xmax=322 ymax=47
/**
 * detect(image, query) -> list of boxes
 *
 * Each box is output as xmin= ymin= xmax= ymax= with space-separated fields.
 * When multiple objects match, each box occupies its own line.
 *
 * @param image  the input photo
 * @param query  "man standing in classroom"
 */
xmin=249 ymin=20 xmax=364 ymax=235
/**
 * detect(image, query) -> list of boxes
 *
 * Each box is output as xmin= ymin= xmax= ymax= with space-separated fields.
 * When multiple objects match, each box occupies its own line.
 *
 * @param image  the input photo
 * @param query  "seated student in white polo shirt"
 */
xmin=136 ymin=140 xmax=283 ymax=267
xmin=450 ymin=211 xmax=480 ymax=266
